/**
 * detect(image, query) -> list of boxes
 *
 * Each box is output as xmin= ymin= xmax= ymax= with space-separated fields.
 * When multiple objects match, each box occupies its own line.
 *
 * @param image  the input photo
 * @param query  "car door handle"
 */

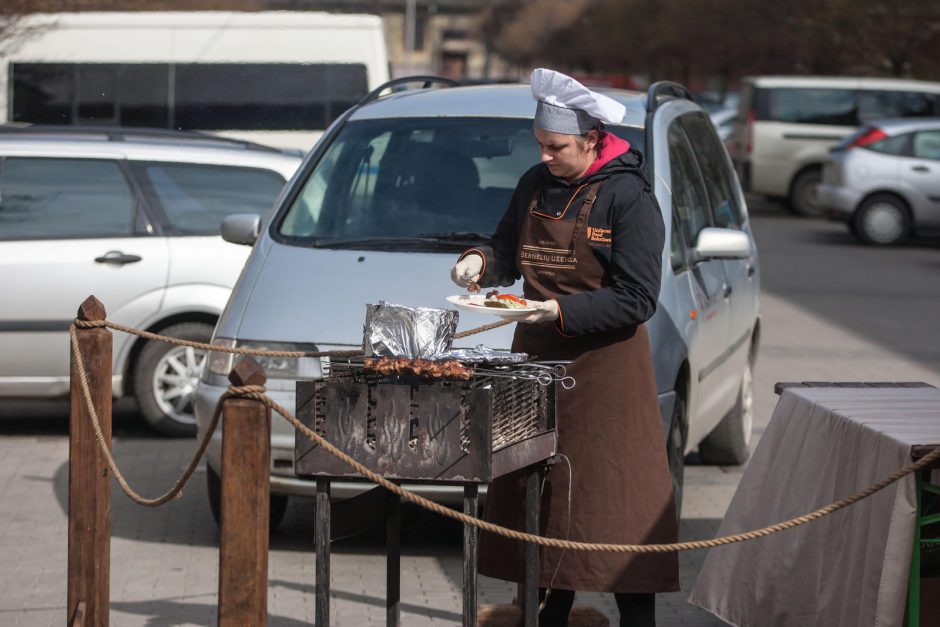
xmin=912 ymin=165 xmax=930 ymax=173
xmin=723 ymin=284 xmax=733 ymax=298
xmin=95 ymin=250 xmax=143 ymax=266
xmin=747 ymin=265 xmax=756 ymax=277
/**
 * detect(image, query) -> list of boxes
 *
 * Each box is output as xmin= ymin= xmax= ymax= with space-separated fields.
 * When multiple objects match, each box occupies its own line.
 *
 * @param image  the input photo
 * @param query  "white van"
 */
xmin=731 ymin=76 xmax=940 ymax=215
xmin=0 ymin=11 xmax=389 ymax=151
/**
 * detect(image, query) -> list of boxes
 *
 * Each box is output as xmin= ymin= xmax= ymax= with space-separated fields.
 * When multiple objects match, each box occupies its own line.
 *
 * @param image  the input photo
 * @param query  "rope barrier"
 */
xmin=69 ymin=324 xmax=236 ymax=506
xmin=74 ymin=317 xmax=512 ymax=359
xmin=70 ymin=319 xmax=940 ymax=552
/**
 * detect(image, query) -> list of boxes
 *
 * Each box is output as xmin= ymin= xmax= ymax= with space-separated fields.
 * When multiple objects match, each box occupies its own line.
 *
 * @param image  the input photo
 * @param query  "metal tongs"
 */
xmin=459 ymin=272 xmax=481 ymax=293
xmin=474 ymin=362 xmax=576 ymax=390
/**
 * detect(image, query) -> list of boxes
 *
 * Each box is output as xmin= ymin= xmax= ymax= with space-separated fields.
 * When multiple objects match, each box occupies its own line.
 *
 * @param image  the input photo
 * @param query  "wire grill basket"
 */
xmin=294 ymin=364 xmax=557 ymax=483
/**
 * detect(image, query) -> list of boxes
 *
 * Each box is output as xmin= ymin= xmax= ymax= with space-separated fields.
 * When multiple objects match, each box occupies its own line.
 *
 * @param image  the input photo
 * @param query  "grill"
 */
xmin=294 ymin=362 xmax=558 ymax=483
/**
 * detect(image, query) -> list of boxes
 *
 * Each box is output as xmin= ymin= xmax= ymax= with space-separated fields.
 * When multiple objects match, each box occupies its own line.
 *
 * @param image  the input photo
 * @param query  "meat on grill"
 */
xmin=362 ymin=356 xmax=473 ymax=380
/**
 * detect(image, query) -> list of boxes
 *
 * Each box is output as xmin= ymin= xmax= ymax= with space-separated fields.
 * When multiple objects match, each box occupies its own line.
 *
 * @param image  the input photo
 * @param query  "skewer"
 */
xmin=472 ymin=368 xmax=576 ymax=389
xmin=327 ymin=359 xmax=575 ymax=389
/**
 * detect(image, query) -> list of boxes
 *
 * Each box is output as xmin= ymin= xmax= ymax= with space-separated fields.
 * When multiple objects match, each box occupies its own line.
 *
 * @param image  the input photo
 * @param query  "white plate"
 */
xmin=446 ymin=294 xmax=535 ymax=317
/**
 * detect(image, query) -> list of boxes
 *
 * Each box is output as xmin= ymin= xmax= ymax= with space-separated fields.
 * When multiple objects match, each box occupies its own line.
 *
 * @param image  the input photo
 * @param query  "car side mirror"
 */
xmin=692 ymin=227 xmax=751 ymax=262
xmin=221 ymin=213 xmax=261 ymax=246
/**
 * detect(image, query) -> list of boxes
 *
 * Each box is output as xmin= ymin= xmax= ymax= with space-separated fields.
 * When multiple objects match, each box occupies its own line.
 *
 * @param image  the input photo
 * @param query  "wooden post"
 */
xmin=316 ymin=478 xmax=331 ymax=627
xmin=218 ymin=357 xmax=270 ymax=627
xmin=386 ymin=488 xmax=401 ymax=627
xmin=68 ymin=296 xmax=111 ymax=627
xmin=463 ymin=483 xmax=479 ymax=627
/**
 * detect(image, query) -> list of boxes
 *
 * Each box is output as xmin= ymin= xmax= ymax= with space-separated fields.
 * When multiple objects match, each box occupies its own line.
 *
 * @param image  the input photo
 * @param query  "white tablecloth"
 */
xmin=689 ymin=385 xmax=940 ymax=627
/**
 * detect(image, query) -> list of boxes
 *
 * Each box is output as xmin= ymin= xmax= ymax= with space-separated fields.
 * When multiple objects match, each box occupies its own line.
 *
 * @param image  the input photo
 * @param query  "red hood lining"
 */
xmin=582 ymin=132 xmax=630 ymax=178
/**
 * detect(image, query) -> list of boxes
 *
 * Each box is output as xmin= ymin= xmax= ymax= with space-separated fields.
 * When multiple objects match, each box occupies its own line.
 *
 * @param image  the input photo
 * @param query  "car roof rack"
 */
xmin=0 ymin=123 xmax=290 ymax=154
xmin=646 ymin=81 xmax=694 ymax=113
xmin=357 ymin=75 xmax=461 ymax=107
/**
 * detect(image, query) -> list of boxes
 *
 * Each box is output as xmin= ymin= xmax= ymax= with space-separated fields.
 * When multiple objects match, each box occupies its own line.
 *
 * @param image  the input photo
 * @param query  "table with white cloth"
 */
xmin=689 ymin=383 xmax=940 ymax=627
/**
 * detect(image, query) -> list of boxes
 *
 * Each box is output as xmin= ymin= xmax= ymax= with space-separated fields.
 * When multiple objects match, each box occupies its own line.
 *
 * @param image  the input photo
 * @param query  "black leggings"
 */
xmin=538 ymin=588 xmax=655 ymax=627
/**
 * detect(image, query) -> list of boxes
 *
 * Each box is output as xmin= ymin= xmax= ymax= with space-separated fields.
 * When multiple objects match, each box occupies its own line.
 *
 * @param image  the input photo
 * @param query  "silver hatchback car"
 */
xmin=820 ymin=118 xmax=940 ymax=245
xmin=195 ymin=79 xmax=761 ymax=528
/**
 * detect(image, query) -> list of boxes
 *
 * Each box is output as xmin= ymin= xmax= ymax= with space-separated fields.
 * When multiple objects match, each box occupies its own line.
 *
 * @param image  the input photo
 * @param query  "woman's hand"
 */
xmin=517 ymin=299 xmax=559 ymax=324
xmin=451 ymin=254 xmax=484 ymax=290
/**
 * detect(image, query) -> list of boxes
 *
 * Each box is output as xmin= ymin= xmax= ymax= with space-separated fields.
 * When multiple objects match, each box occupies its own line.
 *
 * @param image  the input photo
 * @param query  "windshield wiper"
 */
xmin=415 ymin=231 xmax=490 ymax=243
xmin=311 ymin=236 xmax=474 ymax=250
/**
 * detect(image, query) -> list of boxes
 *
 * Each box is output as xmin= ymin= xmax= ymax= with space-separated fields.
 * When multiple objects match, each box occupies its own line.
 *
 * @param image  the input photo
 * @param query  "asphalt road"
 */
xmin=1 ymin=196 xmax=939 ymax=625
xmin=751 ymin=197 xmax=940 ymax=376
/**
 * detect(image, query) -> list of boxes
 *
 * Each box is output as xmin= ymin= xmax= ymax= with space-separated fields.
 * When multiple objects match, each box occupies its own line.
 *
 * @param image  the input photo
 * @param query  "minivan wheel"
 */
xmin=853 ymin=194 xmax=911 ymax=246
xmin=787 ymin=168 xmax=824 ymax=216
xmin=666 ymin=397 xmax=686 ymax=521
xmin=134 ymin=321 xmax=214 ymax=437
xmin=699 ymin=360 xmax=754 ymax=465
xmin=206 ymin=464 xmax=289 ymax=531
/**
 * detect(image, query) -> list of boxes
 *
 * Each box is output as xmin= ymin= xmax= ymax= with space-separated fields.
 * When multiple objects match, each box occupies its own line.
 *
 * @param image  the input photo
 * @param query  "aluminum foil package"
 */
xmin=438 ymin=344 xmax=530 ymax=364
xmin=363 ymin=302 xmax=459 ymax=359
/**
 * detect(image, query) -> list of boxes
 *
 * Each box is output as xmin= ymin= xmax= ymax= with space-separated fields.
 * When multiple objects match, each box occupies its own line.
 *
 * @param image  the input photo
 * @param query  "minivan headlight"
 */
xmin=205 ymin=337 xmax=324 ymax=380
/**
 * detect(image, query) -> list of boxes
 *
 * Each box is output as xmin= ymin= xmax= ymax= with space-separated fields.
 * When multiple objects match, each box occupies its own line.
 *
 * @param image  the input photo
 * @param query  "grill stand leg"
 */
xmin=316 ymin=479 xmax=331 ymax=627
xmin=463 ymin=484 xmax=479 ymax=627
xmin=525 ymin=467 xmax=540 ymax=627
xmin=387 ymin=488 xmax=401 ymax=627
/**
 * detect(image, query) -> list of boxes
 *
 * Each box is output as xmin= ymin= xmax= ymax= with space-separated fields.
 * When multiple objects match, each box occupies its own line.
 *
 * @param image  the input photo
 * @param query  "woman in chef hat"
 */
xmin=452 ymin=69 xmax=678 ymax=626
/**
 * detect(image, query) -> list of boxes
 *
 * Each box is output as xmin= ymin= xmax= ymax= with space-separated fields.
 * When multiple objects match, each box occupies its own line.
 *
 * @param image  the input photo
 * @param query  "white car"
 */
xmin=0 ymin=126 xmax=301 ymax=435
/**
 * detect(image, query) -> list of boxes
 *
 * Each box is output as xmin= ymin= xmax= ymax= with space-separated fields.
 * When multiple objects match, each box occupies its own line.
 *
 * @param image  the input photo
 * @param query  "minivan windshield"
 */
xmin=276 ymin=117 xmax=644 ymax=250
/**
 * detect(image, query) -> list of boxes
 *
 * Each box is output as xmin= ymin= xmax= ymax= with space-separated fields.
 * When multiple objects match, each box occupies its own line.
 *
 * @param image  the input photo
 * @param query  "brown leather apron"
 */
xmin=478 ymin=181 xmax=679 ymax=593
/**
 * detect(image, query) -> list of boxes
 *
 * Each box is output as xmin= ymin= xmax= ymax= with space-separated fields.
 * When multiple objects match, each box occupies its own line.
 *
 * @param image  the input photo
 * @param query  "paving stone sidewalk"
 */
xmin=0 ymin=414 xmax=732 ymax=626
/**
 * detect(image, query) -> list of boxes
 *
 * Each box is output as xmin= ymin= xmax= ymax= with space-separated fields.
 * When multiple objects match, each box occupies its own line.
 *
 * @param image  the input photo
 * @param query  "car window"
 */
xmin=680 ymin=113 xmax=742 ymax=229
xmin=858 ymin=90 xmax=940 ymax=122
xmin=763 ymin=88 xmax=858 ymax=126
xmin=913 ymin=131 xmax=940 ymax=160
xmin=277 ymin=117 xmax=643 ymax=244
xmin=13 ymin=62 xmax=368 ymax=131
xmin=137 ymin=162 xmax=287 ymax=235
xmin=0 ymin=157 xmax=135 ymax=240
xmin=669 ymin=211 xmax=686 ymax=273
xmin=868 ymin=133 xmax=912 ymax=156
xmin=472 ymin=125 xmax=541 ymax=190
xmin=667 ymin=121 xmax=712 ymax=255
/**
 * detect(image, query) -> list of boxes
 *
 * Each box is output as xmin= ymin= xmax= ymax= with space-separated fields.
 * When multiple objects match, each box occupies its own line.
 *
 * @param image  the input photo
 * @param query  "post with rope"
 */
xmin=68 ymin=296 xmax=112 ymax=627
xmin=218 ymin=357 xmax=271 ymax=626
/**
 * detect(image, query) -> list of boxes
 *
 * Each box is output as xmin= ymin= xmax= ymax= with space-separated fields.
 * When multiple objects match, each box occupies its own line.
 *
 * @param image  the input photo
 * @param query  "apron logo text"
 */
xmin=586 ymin=227 xmax=612 ymax=245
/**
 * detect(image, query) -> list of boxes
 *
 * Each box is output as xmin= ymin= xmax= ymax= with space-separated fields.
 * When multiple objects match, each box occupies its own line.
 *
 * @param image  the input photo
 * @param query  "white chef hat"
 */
xmin=531 ymin=68 xmax=626 ymax=135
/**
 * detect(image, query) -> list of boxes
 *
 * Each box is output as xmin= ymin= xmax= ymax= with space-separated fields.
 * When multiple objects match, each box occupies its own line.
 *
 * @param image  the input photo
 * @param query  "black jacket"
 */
xmin=468 ymin=148 xmax=665 ymax=336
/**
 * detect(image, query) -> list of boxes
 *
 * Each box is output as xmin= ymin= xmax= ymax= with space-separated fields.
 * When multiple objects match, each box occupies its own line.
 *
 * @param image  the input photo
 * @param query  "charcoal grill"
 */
xmin=294 ymin=361 xmax=560 ymax=627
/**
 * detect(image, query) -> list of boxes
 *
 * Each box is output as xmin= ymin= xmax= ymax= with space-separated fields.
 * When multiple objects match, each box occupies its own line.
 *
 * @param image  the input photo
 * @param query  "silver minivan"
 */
xmin=195 ymin=80 xmax=761 ymax=527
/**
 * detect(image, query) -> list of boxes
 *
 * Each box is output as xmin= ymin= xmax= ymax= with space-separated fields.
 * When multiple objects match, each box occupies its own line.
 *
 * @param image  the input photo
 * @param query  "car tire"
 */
xmin=853 ymin=194 xmax=911 ymax=246
xmin=698 ymin=359 xmax=754 ymax=465
xmin=206 ymin=464 xmax=289 ymax=531
xmin=666 ymin=396 xmax=686 ymax=521
xmin=787 ymin=168 xmax=824 ymax=216
xmin=134 ymin=322 xmax=214 ymax=437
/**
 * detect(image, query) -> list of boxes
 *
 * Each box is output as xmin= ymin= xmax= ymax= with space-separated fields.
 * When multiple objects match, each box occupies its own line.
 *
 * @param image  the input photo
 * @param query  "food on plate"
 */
xmin=362 ymin=356 xmax=473 ymax=380
xmin=483 ymin=291 xmax=528 ymax=309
